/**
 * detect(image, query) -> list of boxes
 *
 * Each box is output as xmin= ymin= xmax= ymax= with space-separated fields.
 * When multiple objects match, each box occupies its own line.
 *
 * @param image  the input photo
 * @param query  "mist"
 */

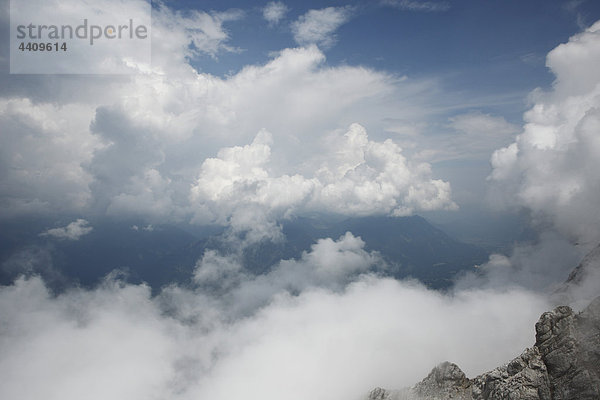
xmin=0 ymin=267 xmax=551 ymax=400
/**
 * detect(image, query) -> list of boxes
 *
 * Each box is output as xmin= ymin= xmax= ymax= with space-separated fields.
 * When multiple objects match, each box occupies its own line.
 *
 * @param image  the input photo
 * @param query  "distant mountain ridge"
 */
xmin=192 ymin=215 xmax=489 ymax=289
xmin=1 ymin=215 xmax=489 ymax=292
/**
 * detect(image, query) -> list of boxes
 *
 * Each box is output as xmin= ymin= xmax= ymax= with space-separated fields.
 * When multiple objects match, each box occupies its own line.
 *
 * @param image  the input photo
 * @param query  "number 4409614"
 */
xmin=18 ymin=42 xmax=67 ymax=52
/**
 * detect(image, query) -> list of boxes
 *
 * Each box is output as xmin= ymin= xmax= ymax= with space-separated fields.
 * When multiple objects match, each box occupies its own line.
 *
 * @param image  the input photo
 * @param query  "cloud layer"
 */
xmin=0 ymin=246 xmax=551 ymax=400
xmin=489 ymin=21 xmax=600 ymax=245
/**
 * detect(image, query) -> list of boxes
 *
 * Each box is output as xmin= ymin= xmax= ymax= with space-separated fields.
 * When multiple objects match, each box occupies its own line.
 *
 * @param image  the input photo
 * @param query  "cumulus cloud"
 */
xmin=40 ymin=219 xmax=93 ymax=241
xmin=465 ymin=20 xmax=600 ymax=313
xmin=291 ymin=7 xmax=353 ymax=48
xmin=1 ymin=33 xmax=442 ymax=224
xmin=489 ymin=20 xmax=600 ymax=244
xmin=263 ymin=1 xmax=288 ymax=25
xmin=313 ymin=124 xmax=457 ymax=216
xmin=190 ymin=123 xmax=456 ymax=241
xmin=382 ymin=0 xmax=450 ymax=12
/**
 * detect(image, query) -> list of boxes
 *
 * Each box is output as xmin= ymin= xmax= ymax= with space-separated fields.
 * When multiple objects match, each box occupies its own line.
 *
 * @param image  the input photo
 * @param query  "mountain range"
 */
xmin=0 ymin=215 xmax=489 ymax=292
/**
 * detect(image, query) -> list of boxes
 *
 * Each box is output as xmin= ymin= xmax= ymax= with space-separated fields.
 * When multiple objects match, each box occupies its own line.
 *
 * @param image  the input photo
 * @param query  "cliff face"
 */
xmin=535 ymin=298 xmax=600 ymax=399
xmin=470 ymin=346 xmax=550 ymax=400
xmin=368 ymin=296 xmax=600 ymax=400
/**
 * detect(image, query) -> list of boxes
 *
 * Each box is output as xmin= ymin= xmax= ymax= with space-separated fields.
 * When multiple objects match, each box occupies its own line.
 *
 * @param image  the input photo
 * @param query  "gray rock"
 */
xmin=368 ymin=387 xmax=394 ymax=400
xmin=367 ymin=386 xmax=412 ymax=400
xmin=471 ymin=347 xmax=550 ymax=400
xmin=535 ymin=297 xmax=600 ymax=399
xmin=412 ymin=362 xmax=471 ymax=400
xmin=366 ymin=296 xmax=600 ymax=400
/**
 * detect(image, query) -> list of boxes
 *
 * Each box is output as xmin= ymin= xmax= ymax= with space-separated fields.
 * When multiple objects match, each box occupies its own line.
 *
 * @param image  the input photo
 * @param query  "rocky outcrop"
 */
xmin=368 ymin=387 xmax=395 ymax=400
xmin=535 ymin=297 xmax=600 ymax=399
xmin=471 ymin=347 xmax=550 ymax=400
xmin=412 ymin=362 xmax=471 ymax=400
xmin=367 ymin=296 xmax=600 ymax=400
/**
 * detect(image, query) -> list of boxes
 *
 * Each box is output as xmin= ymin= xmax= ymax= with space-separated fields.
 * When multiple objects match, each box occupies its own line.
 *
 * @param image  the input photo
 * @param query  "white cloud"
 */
xmin=382 ymin=0 xmax=450 ymax=12
xmin=0 ymin=98 xmax=99 ymax=217
xmin=203 ymin=232 xmax=384 ymax=315
xmin=263 ymin=1 xmax=289 ymax=25
xmin=312 ymin=123 xmax=457 ymax=216
xmin=291 ymin=7 xmax=353 ymax=48
xmin=462 ymin=20 xmax=600 ymax=316
xmin=0 ymin=254 xmax=553 ymax=400
xmin=190 ymin=123 xmax=456 ymax=241
xmin=194 ymin=249 xmax=246 ymax=291
xmin=1 ymin=3 xmax=449 ymax=225
xmin=186 ymin=281 xmax=548 ymax=400
xmin=154 ymin=6 xmax=244 ymax=60
xmin=0 ymin=278 xmax=177 ymax=400
xmin=489 ymin=20 xmax=600 ymax=244
xmin=2 ymin=38 xmax=438 ymax=222
xmin=40 ymin=219 xmax=93 ymax=241
xmin=185 ymin=9 xmax=245 ymax=58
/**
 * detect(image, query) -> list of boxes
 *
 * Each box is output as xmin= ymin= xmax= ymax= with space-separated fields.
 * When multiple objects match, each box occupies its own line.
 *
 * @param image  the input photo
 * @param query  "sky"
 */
xmin=2 ymin=0 xmax=600 ymax=399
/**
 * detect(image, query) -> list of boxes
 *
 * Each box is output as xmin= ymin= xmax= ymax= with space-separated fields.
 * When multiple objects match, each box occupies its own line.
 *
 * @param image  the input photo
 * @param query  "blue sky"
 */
xmin=183 ymin=0 xmax=600 ymax=118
